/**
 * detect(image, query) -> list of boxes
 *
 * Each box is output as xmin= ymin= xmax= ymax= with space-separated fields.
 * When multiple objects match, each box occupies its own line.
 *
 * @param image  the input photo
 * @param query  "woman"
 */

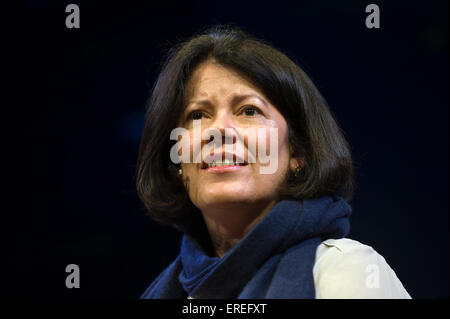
xmin=137 ymin=26 xmax=411 ymax=299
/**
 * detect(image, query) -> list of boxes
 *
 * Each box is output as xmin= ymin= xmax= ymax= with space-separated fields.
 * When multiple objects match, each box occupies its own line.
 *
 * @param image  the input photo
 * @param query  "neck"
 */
xmin=200 ymin=200 xmax=277 ymax=258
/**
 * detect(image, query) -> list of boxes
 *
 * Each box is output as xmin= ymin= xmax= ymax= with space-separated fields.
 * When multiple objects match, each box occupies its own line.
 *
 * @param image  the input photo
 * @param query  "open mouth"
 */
xmin=201 ymin=153 xmax=248 ymax=169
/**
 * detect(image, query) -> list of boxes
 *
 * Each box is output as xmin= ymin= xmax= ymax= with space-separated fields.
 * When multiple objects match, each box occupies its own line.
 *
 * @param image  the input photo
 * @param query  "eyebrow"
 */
xmin=187 ymin=93 xmax=268 ymax=108
xmin=231 ymin=94 xmax=268 ymax=107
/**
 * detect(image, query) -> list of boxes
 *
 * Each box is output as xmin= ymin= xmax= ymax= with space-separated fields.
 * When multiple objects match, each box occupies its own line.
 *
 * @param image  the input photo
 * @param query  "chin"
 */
xmin=200 ymin=187 xmax=252 ymax=206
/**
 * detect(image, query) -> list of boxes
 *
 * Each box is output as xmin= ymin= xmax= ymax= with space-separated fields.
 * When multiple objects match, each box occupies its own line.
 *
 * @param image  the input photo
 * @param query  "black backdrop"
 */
xmin=4 ymin=0 xmax=448 ymax=298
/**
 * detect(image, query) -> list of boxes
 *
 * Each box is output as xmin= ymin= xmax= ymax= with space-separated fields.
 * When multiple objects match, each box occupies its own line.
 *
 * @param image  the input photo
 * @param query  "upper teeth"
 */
xmin=207 ymin=159 xmax=241 ymax=168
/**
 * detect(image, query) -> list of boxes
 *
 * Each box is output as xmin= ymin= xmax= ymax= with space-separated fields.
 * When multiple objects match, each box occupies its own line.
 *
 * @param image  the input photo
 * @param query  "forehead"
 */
xmin=185 ymin=61 xmax=264 ymax=100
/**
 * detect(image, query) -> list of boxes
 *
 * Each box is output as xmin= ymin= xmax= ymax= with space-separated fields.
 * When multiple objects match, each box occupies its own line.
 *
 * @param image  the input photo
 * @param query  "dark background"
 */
xmin=4 ymin=0 xmax=448 ymax=298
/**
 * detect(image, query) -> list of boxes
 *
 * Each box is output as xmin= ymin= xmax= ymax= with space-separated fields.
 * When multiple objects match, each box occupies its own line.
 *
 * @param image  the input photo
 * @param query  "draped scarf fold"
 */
xmin=141 ymin=195 xmax=351 ymax=299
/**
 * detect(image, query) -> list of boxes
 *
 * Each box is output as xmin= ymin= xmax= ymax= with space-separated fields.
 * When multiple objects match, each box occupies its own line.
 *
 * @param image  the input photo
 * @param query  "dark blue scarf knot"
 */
xmin=141 ymin=195 xmax=351 ymax=299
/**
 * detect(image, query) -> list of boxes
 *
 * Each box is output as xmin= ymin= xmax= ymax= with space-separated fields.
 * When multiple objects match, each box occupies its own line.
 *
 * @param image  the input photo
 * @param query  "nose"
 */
xmin=204 ymin=110 xmax=237 ymax=145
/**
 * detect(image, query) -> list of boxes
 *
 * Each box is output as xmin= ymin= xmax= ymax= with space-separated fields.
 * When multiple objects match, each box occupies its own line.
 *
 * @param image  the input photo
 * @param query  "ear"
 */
xmin=289 ymin=157 xmax=305 ymax=173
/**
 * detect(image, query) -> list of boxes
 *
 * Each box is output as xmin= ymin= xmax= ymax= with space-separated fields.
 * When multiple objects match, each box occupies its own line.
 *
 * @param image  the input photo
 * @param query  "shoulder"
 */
xmin=140 ymin=256 xmax=183 ymax=299
xmin=313 ymin=238 xmax=412 ymax=299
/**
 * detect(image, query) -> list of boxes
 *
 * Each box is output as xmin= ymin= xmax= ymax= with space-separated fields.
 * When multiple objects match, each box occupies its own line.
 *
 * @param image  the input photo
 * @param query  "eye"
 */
xmin=188 ymin=110 xmax=204 ymax=120
xmin=242 ymin=106 xmax=261 ymax=117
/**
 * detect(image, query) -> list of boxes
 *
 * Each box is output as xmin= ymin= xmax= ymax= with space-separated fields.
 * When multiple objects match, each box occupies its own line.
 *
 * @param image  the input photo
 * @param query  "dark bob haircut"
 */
xmin=136 ymin=25 xmax=355 ymax=231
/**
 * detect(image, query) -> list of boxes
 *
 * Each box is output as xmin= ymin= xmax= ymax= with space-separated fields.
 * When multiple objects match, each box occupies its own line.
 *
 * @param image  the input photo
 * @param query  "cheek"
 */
xmin=278 ymin=126 xmax=291 ymax=170
xmin=179 ymin=128 xmax=213 ymax=164
xmin=255 ymin=118 xmax=289 ymax=154
xmin=255 ymin=124 xmax=290 ymax=170
xmin=277 ymin=128 xmax=290 ymax=159
xmin=243 ymin=130 xmax=289 ymax=197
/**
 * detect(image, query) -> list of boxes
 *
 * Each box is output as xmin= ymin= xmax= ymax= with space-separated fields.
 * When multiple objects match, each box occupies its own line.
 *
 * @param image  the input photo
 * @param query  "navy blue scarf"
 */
xmin=141 ymin=195 xmax=351 ymax=299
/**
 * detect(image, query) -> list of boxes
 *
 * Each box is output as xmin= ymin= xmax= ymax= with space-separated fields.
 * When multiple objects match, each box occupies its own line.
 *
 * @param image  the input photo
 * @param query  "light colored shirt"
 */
xmin=313 ymin=238 xmax=411 ymax=299
xmin=188 ymin=238 xmax=412 ymax=299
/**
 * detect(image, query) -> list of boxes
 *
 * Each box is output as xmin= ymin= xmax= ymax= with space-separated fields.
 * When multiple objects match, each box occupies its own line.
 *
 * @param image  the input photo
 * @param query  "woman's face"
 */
xmin=178 ymin=60 xmax=293 ymax=212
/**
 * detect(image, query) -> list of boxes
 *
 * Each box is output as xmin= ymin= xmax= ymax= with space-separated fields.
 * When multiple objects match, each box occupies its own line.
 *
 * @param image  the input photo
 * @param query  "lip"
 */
xmin=203 ymin=164 xmax=247 ymax=173
xmin=201 ymin=151 xmax=248 ymax=170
